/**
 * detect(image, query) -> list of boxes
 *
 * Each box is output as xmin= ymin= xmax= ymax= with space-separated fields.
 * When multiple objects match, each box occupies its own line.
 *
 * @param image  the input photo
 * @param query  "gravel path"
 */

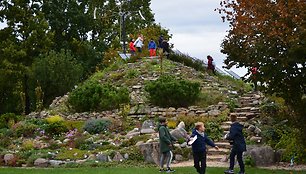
xmin=172 ymin=161 xmax=306 ymax=171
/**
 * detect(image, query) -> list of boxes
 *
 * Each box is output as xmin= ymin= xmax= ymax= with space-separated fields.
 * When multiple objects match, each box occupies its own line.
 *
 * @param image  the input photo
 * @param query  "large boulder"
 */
xmin=34 ymin=158 xmax=49 ymax=167
xmin=244 ymin=145 xmax=275 ymax=166
xmin=4 ymin=154 xmax=15 ymax=166
xmin=140 ymin=120 xmax=155 ymax=134
xmin=96 ymin=153 xmax=109 ymax=162
xmin=49 ymin=160 xmax=65 ymax=167
xmin=113 ymin=152 xmax=124 ymax=162
xmin=138 ymin=142 xmax=160 ymax=165
xmin=170 ymin=128 xmax=187 ymax=140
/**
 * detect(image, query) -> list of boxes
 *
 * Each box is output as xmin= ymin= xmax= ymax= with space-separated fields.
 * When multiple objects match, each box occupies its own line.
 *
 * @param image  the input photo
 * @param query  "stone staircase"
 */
xmin=206 ymin=92 xmax=262 ymax=162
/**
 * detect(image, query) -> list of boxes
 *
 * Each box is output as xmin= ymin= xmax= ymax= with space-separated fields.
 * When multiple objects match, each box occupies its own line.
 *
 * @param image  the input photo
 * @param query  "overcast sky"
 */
xmin=151 ymin=0 xmax=247 ymax=75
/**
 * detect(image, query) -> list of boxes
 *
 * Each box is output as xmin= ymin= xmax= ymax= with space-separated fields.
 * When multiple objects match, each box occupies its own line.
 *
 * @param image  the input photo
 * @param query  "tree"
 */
xmin=31 ymin=50 xmax=84 ymax=106
xmin=218 ymin=0 xmax=306 ymax=140
xmin=0 ymin=0 xmax=53 ymax=114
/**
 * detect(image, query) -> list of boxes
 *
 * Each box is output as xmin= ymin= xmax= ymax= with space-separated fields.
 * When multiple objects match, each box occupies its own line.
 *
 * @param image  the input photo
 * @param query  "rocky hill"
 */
xmin=31 ymin=58 xmax=249 ymax=120
xmin=17 ymin=57 xmax=271 ymax=168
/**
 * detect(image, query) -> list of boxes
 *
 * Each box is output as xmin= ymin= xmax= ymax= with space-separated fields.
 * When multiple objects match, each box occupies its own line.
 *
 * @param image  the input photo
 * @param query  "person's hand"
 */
xmin=215 ymin=146 xmax=219 ymax=150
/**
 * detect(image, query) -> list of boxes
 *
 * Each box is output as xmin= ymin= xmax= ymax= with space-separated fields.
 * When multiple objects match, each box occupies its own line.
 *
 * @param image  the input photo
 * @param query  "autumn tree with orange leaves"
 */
xmin=218 ymin=0 xmax=306 ymax=153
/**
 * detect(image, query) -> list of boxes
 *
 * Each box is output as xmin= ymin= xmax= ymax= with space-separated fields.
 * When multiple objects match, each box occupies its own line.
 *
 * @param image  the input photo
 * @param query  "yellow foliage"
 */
xmin=22 ymin=140 xmax=35 ymax=151
xmin=167 ymin=120 xmax=177 ymax=129
xmin=46 ymin=115 xmax=64 ymax=124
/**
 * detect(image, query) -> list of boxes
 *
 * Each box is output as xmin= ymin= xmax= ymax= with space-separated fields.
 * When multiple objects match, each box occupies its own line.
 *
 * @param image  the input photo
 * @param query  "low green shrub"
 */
xmin=56 ymin=148 xmax=88 ymax=160
xmin=12 ymin=121 xmax=39 ymax=138
xmin=42 ymin=121 xmax=68 ymax=136
xmin=244 ymin=155 xmax=255 ymax=167
xmin=84 ymin=119 xmax=112 ymax=134
xmin=64 ymin=121 xmax=85 ymax=132
xmin=196 ymin=90 xmax=226 ymax=108
xmin=168 ymin=53 xmax=206 ymax=72
xmin=120 ymin=134 xmax=150 ymax=148
xmin=125 ymin=69 xmax=140 ymax=79
xmin=145 ymin=75 xmax=201 ymax=107
xmin=119 ymin=147 xmax=144 ymax=161
xmin=205 ymin=121 xmax=223 ymax=141
xmin=68 ymin=81 xmax=130 ymax=112
xmin=0 ymin=113 xmax=22 ymax=129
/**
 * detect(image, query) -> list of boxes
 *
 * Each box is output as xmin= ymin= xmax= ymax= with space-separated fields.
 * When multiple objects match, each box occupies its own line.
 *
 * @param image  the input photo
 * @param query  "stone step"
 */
xmin=207 ymin=148 xmax=230 ymax=155
xmin=230 ymin=112 xmax=259 ymax=119
xmin=242 ymin=93 xmax=261 ymax=98
xmin=223 ymin=131 xmax=229 ymax=135
xmin=222 ymin=121 xmax=232 ymax=125
xmin=221 ymin=125 xmax=230 ymax=131
xmin=207 ymin=155 xmax=227 ymax=162
xmin=215 ymin=142 xmax=231 ymax=149
xmin=237 ymin=116 xmax=248 ymax=122
xmin=234 ymin=107 xmax=259 ymax=113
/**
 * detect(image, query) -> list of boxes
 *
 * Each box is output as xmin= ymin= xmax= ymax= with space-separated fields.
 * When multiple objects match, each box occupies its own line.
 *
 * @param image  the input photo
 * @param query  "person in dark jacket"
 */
xmin=207 ymin=55 xmax=216 ymax=75
xmin=158 ymin=117 xmax=176 ymax=172
xmin=224 ymin=115 xmax=247 ymax=174
xmin=161 ymin=40 xmax=170 ymax=58
xmin=190 ymin=122 xmax=219 ymax=174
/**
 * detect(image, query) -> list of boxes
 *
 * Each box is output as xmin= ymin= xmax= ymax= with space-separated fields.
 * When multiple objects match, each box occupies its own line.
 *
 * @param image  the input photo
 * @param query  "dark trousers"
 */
xmin=193 ymin=151 xmax=207 ymax=174
xmin=229 ymin=149 xmax=245 ymax=173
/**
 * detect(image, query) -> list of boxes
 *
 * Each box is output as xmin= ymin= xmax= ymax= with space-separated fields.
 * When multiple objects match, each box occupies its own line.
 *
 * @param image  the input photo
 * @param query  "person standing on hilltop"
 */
xmin=148 ymin=38 xmax=157 ymax=58
xmin=207 ymin=55 xmax=216 ymax=75
xmin=158 ymin=117 xmax=176 ymax=173
xmin=161 ymin=40 xmax=170 ymax=58
xmin=129 ymin=39 xmax=136 ymax=56
xmin=134 ymin=34 xmax=144 ymax=53
xmin=224 ymin=114 xmax=246 ymax=174
xmin=158 ymin=35 xmax=164 ymax=49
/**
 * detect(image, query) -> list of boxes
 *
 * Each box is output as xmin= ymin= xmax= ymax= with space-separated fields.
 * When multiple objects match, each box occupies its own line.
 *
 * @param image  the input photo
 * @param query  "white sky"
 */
xmin=150 ymin=0 xmax=247 ymax=76
xmin=0 ymin=1 xmax=247 ymax=75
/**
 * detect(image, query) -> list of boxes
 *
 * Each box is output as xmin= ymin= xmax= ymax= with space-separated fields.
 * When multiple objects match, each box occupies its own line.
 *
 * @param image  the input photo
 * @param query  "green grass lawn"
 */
xmin=0 ymin=167 xmax=305 ymax=174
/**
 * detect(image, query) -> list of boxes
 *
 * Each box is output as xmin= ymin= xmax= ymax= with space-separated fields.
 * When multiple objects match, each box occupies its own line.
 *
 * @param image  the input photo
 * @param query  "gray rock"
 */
xmin=87 ymin=154 xmax=96 ymax=160
xmin=247 ymin=125 xmax=256 ymax=132
xmin=124 ymin=153 xmax=129 ymax=159
xmin=132 ymin=85 xmax=142 ymax=89
xmin=180 ymin=142 xmax=187 ymax=148
xmin=275 ymin=149 xmax=285 ymax=162
xmin=34 ymin=158 xmax=49 ymax=167
xmin=140 ymin=128 xmax=155 ymax=134
xmin=254 ymin=127 xmax=262 ymax=135
xmin=244 ymin=145 xmax=275 ymax=166
xmin=113 ymin=152 xmax=124 ymax=162
xmin=208 ymin=110 xmax=221 ymax=116
xmin=49 ymin=160 xmax=65 ymax=167
xmin=97 ymin=153 xmax=109 ymax=162
xmin=76 ymin=159 xmax=87 ymax=164
xmin=170 ymin=128 xmax=187 ymax=140
xmin=220 ymin=155 xmax=228 ymax=162
xmin=63 ymin=139 xmax=70 ymax=143
xmin=250 ymin=136 xmax=262 ymax=143
xmin=177 ymin=121 xmax=185 ymax=129
xmin=136 ymin=141 xmax=145 ymax=146
xmin=141 ymin=120 xmax=155 ymax=130
xmin=4 ymin=154 xmax=14 ymax=165
xmin=175 ymin=154 xmax=183 ymax=161
xmin=138 ymin=142 xmax=160 ymax=165
xmin=126 ymin=132 xmax=141 ymax=139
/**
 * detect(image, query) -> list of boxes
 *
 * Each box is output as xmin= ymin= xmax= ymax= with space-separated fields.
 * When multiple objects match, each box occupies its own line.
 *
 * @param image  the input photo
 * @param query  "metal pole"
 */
xmin=122 ymin=13 xmax=126 ymax=54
